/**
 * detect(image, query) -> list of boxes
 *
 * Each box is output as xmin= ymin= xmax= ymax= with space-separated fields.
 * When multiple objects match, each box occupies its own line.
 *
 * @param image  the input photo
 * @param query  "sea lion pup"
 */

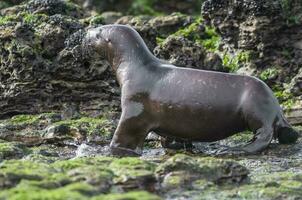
xmin=85 ymin=24 xmax=298 ymax=156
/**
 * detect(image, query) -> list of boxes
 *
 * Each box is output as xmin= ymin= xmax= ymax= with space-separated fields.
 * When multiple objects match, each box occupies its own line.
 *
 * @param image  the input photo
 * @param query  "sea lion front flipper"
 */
xmin=109 ymin=110 xmax=150 ymax=156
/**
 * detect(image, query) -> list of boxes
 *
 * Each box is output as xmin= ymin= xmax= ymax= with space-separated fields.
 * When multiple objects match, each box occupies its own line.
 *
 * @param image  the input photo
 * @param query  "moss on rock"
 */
xmin=0 ymin=142 xmax=29 ymax=160
xmin=92 ymin=191 xmax=162 ymax=200
xmin=156 ymin=154 xmax=248 ymax=184
xmin=169 ymin=17 xmax=220 ymax=52
xmin=53 ymin=116 xmax=114 ymax=140
xmin=0 ymin=182 xmax=96 ymax=200
xmin=109 ymin=157 xmax=157 ymax=189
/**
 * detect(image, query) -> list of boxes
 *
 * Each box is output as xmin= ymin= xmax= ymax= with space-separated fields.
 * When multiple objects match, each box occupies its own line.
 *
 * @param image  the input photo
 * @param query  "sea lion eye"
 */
xmin=96 ymin=34 xmax=101 ymax=39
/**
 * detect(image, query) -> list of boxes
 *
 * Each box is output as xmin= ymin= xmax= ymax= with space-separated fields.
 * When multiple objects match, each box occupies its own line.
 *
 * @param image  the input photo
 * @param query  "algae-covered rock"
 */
xmin=0 ymin=0 xmax=120 ymax=118
xmin=232 ymin=172 xmax=302 ymax=200
xmin=92 ymin=191 xmax=162 ymax=200
xmin=0 ymin=182 xmax=97 ymax=200
xmin=109 ymin=157 xmax=157 ymax=190
xmin=156 ymin=154 xmax=248 ymax=189
xmin=0 ymin=113 xmax=61 ymax=145
xmin=0 ymin=113 xmax=115 ymax=146
xmin=154 ymin=35 xmax=223 ymax=71
xmin=0 ymin=159 xmax=59 ymax=189
xmin=0 ymin=141 xmax=29 ymax=160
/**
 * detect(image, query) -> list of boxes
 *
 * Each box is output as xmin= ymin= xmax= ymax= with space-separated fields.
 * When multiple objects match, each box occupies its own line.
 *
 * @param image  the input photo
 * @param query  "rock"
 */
xmin=45 ymin=124 xmax=70 ymax=138
xmin=26 ymin=0 xmax=83 ymax=18
xmin=109 ymin=157 xmax=157 ymax=191
xmin=72 ymin=0 xmax=200 ymax=16
xmin=94 ymin=191 xmax=162 ymax=200
xmin=67 ymin=166 xmax=113 ymax=192
xmin=0 ymin=141 xmax=29 ymax=160
xmin=156 ymin=154 xmax=249 ymax=189
xmin=289 ymin=68 xmax=302 ymax=96
xmin=0 ymin=113 xmax=115 ymax=145
xmin=116 ymin=13 xmax=194 ymax=50
xmin=154 ymin=35 xmax=223 ymax=71
xmin=98 ymin=11 xmax=123 ymax=24
xmin=0 ymin=8 xmax=119 ymax=118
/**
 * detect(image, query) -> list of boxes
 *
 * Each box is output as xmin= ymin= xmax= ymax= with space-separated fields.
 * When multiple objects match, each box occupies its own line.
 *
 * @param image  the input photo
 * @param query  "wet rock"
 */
xmin=0 ymin=141 xmax=29 ymax=160
xmin=0 ymin=159 xmax=59 ymax=189
xmin=156 ymin=154 xmax=249 ymax=190
xmin=154 ymin=35 xmax=223 ymax=71
xmin=0 ymin=181 xmax=99 ymax=200
xmin=0 ymin=113 xmax=115 ymax=146
xmin=94 ymin=191 xmax=162 ymax=200
xmin=109 ymin=157 xmax=157 ymax=191
xmin=45 ymin=124 xmax=71 ymax=138
xmin=67 ymin=166 xmax=113 ymax=192
xmin=0 ymin=113 xmax=61 ymax=145
xmin=233 ymin=172 xmax=302 ymax=200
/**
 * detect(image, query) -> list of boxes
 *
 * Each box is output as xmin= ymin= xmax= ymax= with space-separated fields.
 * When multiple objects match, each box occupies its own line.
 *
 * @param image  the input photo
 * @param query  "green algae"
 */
xmin=53 ymin=116 xmax=113 ymax=137
xmin=9 ymin=114 xmax=40 ymax=125
xmin=171 ymin=17 xmax=221 ymax=51
xmin=0 ymin=12 xmax=48 ymax=26
xmin=225 ymin=131 xmax=254 ymax=146
xmin=222 ymin=51 xmax=251 ymax=72
xmin=92 ymin=191 xmax=162 ymax=200
xmin=0 ymin=142 xmax=29 ymax=160
xmin=3 ymin=113 xmax=57 ymax=126
xmin=156 ymin=154 xmax=248 ymax=184
xmin=52 ymin=156 xmax=114 ymax=171
xmin=0 ymin=182 xmax=95 ymax=200
xmin=0 ymin=14 xmax=18 ymax=26
xmin=272 ymin=85 xmax=297 ymax=110
xmin=259 ymin=67 xmax=280 ymax=81
xmin=109 ymin=157 xmax=156 ymax=183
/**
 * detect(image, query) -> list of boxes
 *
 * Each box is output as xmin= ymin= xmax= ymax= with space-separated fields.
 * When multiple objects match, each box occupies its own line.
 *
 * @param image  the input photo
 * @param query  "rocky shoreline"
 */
xmin=0 ymin=0 xmax=302 ymax=199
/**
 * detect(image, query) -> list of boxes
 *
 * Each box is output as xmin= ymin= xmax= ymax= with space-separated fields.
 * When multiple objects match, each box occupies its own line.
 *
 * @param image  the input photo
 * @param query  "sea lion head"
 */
xmin=85 ymin=25 xmax=153 ymax=67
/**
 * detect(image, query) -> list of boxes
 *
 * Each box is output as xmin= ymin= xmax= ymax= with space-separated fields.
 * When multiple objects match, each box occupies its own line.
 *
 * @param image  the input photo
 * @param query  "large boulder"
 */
xmin=0 ymin=0 xmax=120 ymax=119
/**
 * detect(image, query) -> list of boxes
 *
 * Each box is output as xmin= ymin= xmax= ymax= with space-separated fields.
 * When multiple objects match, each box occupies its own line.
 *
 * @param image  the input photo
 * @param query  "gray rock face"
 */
xmin=154 ymin=35 xmax=223 ymax=71
xmin=0 ymin=1 xmax=120 ymax=118
xmin=116 ymin=13 xmax=194 ymax=50
xmin=202 ymin=0 xmax=302 ymax=74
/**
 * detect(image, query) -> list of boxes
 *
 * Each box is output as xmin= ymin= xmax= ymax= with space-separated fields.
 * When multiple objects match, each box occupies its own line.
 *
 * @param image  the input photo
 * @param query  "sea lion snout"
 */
xmin=84 ymin=26 xmax=109 ymax=58
xmin=85 ymin=27 xmax=104 ymax=45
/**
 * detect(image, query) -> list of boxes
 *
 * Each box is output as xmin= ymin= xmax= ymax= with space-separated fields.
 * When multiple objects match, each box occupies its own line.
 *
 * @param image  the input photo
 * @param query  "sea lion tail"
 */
xmin=277 ymin=126 xmax=299 ymax=144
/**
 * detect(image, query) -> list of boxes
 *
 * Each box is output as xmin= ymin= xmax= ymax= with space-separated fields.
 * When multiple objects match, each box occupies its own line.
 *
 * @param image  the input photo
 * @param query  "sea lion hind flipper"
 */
xmin=237 ymin=126 xmax=274 ymax=154
xmin=277 ymin=127 xmax=299 ymax=144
